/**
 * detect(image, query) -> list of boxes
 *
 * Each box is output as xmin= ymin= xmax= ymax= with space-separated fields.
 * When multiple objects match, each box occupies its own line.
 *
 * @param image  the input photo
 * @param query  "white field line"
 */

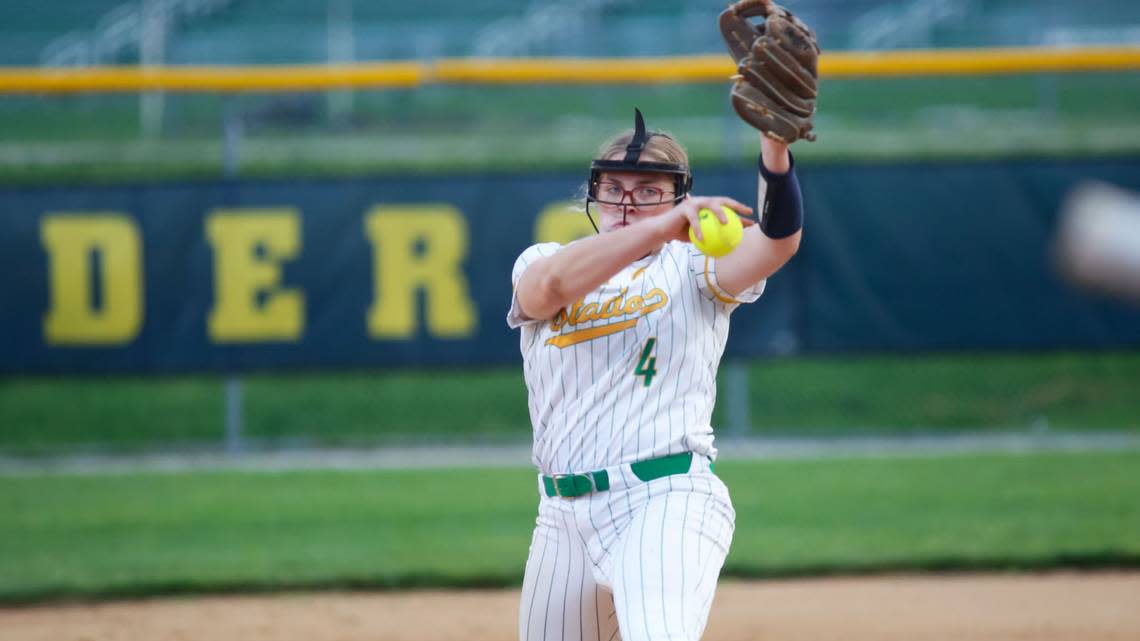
xmin=1 ymin=431 xmax=1138 ymax=477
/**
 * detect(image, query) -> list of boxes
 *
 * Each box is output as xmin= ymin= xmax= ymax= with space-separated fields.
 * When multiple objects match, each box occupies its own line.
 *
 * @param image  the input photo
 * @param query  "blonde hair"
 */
xmin=574 ymin=128 xmax=691 ymax=206
xmin=595 ymin=128 xmax=691 ymax=168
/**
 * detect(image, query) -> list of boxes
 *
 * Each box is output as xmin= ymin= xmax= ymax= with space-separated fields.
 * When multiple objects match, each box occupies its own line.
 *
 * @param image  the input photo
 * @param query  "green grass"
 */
xmin=716 ymin=351 xmax=1140 ymax=433
xmin=0 ymin=450 xmax=1137 ymax=603
xmin=719 ymin=452 xmax=1140 ymax=575
xmin=2 ymin=351 xmax=1138 ymax=455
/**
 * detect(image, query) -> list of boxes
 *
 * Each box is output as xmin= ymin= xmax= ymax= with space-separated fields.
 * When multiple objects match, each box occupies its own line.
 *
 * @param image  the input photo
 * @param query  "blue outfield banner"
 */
xmin=2 ymin=157 xmax=1140 ymax=375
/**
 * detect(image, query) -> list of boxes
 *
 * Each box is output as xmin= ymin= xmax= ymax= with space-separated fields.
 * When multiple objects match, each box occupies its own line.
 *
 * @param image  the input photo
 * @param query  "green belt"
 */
xmin=542 ymin=452 xmax=701 ymax=498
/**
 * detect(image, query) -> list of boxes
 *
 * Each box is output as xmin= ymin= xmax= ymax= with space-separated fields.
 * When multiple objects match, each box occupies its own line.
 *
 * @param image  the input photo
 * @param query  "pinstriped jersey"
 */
xmin=507 ymin=240 xmax=765 ymax=475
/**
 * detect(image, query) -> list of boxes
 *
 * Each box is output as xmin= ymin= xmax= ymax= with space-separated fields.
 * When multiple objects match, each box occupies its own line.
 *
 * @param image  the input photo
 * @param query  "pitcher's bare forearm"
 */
xmin=516 ymin=194 xmax=752 ymax=321
xmin=515 ymin=222 xmax=670 ymax=321
xmin=760 ymin=134 xmax=791 ymax=174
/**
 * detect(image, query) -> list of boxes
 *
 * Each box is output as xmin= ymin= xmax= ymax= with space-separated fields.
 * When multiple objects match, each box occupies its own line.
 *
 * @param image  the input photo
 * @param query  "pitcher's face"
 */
xmin=594 ymin=171 xmax=677 ymax=233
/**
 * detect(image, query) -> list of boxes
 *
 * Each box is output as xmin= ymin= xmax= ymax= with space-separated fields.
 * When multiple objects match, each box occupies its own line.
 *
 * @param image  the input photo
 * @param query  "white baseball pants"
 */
xmin=519 ymin=455 xmax=735 ymax=641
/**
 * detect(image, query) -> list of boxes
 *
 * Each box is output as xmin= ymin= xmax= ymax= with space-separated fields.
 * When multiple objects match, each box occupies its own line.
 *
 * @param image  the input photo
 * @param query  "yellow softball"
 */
xmin=688 ymin=205 xmax=744 ymax=258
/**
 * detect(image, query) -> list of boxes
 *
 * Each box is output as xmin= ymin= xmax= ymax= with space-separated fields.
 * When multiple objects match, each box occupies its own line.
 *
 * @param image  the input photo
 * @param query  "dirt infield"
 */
xmin=2 ymin=572 xmax=1138 ymax=641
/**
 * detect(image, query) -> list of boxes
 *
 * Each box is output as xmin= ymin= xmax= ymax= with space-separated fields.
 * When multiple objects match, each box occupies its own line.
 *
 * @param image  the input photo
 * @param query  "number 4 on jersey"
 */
xmin=634 ymin=337 xmax=658 ymax=387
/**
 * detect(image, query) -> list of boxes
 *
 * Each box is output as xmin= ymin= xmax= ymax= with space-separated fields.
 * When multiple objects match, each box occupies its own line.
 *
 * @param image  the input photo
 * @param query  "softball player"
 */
xmin=507 ymin=109 xmax=803 ymax=641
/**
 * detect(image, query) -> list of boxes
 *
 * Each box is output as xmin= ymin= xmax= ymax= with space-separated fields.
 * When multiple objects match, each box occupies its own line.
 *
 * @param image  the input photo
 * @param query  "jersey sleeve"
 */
xmin=688 ymin=244 xmax=766 ymax=308
xmin=506 ymin=242 xmax=563 ymax=329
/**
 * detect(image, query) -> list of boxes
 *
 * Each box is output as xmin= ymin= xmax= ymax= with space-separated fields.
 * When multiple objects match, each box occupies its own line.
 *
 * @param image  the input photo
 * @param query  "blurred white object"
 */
xmin=1055 ymin=181 xmax=1140 ymax=304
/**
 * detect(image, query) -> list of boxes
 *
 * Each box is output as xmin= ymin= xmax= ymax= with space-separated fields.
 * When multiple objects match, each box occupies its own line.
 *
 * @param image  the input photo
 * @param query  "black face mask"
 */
xmin=585 ymin=108 xmax=693 ymax=232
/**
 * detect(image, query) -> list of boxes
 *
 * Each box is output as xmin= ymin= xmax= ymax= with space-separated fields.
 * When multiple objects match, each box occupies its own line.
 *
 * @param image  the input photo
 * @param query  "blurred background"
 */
xmin=0 ymin=0 xmax=1139 ymax=618
xmin=1 ymin=0 xmax=1139 ymax=180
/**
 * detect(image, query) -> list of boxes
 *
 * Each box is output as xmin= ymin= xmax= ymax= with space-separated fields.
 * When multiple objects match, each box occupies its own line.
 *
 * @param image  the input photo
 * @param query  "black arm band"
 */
xmin=757 ymin=151 xmax=804 ymax=239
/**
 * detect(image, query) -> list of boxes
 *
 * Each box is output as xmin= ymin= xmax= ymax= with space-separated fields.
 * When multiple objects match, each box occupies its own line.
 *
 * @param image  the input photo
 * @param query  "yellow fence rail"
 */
xmin=1 ymin=46 xmax=1138 ymax=94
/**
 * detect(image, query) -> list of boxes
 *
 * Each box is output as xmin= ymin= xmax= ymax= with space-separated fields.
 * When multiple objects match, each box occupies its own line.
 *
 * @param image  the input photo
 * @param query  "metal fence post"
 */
xmin=724 ymin=361 xmax=752 ymax=436
xmin=327 ymin=0 xmax=355 ymax=126
xmin=140 ymin=0 xmax=166 ymax=140
xmin=223 ymin=97 xmax=242 ymax=178
xmin=1037 ymin=72 xmax=1059 ymax=122
xmin=224 ymin=377 xmax=245 ymax=455
xmin=222 ymin=96 xmax=244 ymax=455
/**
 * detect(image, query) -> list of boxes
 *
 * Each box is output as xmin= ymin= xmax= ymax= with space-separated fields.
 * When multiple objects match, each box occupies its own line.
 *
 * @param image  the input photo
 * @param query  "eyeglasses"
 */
xmin=592 ymin=181 xmax=677 ymax=207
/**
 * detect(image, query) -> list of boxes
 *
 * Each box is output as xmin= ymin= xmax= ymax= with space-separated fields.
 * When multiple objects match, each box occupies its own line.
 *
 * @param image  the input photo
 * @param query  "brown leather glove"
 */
xmin=719 ymin=0 xmax=820 ymax=143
